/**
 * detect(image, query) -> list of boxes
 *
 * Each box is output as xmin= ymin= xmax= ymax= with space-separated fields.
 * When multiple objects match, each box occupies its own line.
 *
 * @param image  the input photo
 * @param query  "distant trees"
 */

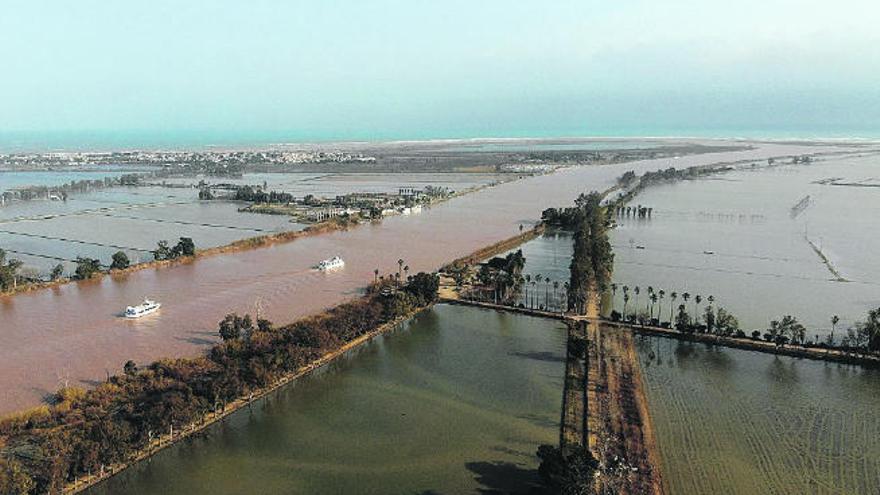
xmin=73 ymin=257 xmax=102 ymax=280
xmin=846 ymin=308 xmax=880 ymax=353
xmin=766 ymin=315 xmax=805 ymax=346
xmin=50 ymin=264 xmax=65 ymax=281
xmin=228 ymin=185 xmax=293 ymax=204
xmin=153 ymin=238 xmax=196 ymax=261
xmin=566 ymin=191 xmax=613 ymax=314
xmin=0 ymin=249 xmax=23 ymax=291
xmin=110 ymin=251 xmax=131 ymax=270
xmin=473 ymin=250 xmax=527 ymax=305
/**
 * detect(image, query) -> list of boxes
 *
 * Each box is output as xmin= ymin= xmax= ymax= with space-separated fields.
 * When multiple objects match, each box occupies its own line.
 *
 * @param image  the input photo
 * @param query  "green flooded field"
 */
xmin=636 ymin=335 xmax=880 ymax=494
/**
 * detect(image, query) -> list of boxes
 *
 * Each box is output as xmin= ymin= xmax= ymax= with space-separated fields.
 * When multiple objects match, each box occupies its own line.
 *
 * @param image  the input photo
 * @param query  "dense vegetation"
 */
xmin=537 ymin=445 xmax=598 ymax=494
xmin=607 ymin=284 xmax=880 ymax=357
xmin=567 ymin=192 xmax=614 ymax=314
xmin=0 ymin=249 xmax=24 ymax=291
xmin=470 ymin=249 xmax=526 ymax=304
xmin=231 ymin=186 xmax=294 ymax=204
xmin=0 ymin=272 xmax=439 ymax=494
xmin=152 ymin=237 xmax=196 ymax=261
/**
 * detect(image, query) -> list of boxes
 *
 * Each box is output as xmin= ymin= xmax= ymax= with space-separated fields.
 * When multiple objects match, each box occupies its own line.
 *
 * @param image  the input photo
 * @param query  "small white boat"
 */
xmin=317 ymin=256 xmax=345 ymax=271
xmin=124 ymin=299 xmax=161 ymax=318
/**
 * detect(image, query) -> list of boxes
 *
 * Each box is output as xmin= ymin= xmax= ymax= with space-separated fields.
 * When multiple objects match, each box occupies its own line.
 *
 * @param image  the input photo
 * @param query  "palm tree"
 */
xmin=694 ymin=295 xmax=702 ymax=320
xmin=831 ymin=315 xmax=840 ymax=344
xmin=658 ymin=290 xmax=665 ymax=322
xmin=669 ymin=292 xmax=678 ymax=323
xmin=374 ymin=268 xmax=379 ymax=283
xmin=524 ymin=274 xmax=531 ymax=306
xmin=563 ymin=282 xmax=570 ymax=312
xmin=650 ymin=292 xmax=658 ymax=320
xmin=646 ymin=286 xmax=654 ymax=314
xmin=633 ymin=286 xmax=641 ymax=315
xmin=397 ymin=258 xmax=405 ymax=283
xmin=623 ymin=292 xmax=630 ymax=320
xmin=545 ymin=278 xmax=552 ymax=309
xmin=611 ymin=283 xmax=618 ymax=313
xmin=535 ymin=273 xmax=544 ymax=308
xmin=553 ymin=281 xmax=560 ymax=311
xmin=530 ymin=280 xmax=537 ymax=308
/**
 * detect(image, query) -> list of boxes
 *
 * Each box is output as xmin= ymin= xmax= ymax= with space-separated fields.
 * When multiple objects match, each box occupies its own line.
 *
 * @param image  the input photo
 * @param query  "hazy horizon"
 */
xmin=2 ymin=0 xmax=879 ymax=149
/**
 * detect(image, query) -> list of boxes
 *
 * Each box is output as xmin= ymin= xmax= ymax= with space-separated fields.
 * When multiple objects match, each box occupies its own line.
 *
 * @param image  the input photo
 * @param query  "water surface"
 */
xmin=87 ymin=305 xmax=565 ymax=495
xmin=637 ymin=335 xmax=880 ymax=494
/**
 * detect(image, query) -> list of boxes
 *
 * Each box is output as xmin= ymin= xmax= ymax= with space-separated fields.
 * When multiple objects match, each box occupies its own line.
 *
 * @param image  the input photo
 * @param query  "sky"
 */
xmin=1 ymin=0 xmax=879 ymax=144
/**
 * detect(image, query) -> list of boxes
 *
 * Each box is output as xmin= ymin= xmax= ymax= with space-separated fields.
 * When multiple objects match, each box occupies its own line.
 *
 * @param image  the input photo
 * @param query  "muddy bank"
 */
xmin=587 ymin=323 xmax=664 ymax=494
xmin=62 ymin=302 xmax=429 ymax=494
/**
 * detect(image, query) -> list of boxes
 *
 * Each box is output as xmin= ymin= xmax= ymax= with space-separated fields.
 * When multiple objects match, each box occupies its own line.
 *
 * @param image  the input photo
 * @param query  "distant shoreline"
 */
xmin=2 ymin=134 xmax=878 ymax=154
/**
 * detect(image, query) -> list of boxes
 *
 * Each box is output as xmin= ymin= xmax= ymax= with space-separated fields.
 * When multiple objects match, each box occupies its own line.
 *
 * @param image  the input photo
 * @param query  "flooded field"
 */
xmin=0 ymin=172 xmax=509 ymax=273
xmin=0 ymin=168 xmax=148 ymax=193
xmin=613 ymin=153 xmax=880 ymax=333
xmin=158 ymin=171 xmax=511 ymax=197
xmin=86 ymin=305 xmax=566 ymax=495
xmin=0 ymin=141 xmax=864 ymax=413
xmin=636 ymin=335 xmax=880 ymax=494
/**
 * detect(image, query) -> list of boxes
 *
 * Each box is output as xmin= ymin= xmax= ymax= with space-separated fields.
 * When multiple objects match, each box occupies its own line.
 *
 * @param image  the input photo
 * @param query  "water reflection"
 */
xmin=87 ymin=305 xmax=566 ymax=495
xmin=636 ymin=334 xmax=880 ymax=494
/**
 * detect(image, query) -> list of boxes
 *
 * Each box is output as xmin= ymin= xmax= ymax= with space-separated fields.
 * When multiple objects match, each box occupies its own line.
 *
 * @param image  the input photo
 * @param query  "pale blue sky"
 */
xmin=1 ymin=0 xmax=878 ymax=142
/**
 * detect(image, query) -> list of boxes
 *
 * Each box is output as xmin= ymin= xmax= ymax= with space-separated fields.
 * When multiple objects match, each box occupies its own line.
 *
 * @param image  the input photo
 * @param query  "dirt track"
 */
xmin=587 ymin=323 xmax=664 ymax=494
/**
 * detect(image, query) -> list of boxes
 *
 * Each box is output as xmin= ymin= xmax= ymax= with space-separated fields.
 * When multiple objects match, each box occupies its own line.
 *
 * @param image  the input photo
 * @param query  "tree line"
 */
xmin=0 ymin=271 xmax=439 ymax=494
xmin=0 ymin=237 xmax=197 ymax=293
xmin=607 ymin=283 xmax=880 ymax=356
xmin=566 ymin=191 xmax=613 ymax=314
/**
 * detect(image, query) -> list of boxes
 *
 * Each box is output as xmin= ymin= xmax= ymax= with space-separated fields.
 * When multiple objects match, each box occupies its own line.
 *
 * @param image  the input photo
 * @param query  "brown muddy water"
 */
xmin=86 ymin=305 xmax=567 ymax=495
xmin=0 ymin=141 xmax=859 ymax=413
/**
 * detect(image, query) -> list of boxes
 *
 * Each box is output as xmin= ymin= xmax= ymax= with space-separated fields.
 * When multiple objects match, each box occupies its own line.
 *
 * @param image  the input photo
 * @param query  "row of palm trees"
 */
xmin=610 ymin=283 xmax=714 ymax=324
xmin=373 ymin=258 xmax=410 ymax=285
xmin=520 ymin=273 xmax=567 ymax=311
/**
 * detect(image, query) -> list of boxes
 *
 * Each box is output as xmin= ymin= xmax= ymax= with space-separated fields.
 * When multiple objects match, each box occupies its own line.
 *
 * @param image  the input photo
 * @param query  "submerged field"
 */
xmin=636 ymin=335 xmax=880 ymax=494
xmin=0 ymin=171 xmax=508 ymax=273
xmin=613 ymin=153 xmax=880 ymax=333
xmin=85 ymin=305 xmax=566 ymax=494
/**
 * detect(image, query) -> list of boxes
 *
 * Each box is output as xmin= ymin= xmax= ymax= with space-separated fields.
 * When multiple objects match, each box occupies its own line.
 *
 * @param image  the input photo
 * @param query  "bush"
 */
xmin=110 ymin=251 xmax=130 ymax=270
xmin=73 ymin=257 xmax=101 ymax=280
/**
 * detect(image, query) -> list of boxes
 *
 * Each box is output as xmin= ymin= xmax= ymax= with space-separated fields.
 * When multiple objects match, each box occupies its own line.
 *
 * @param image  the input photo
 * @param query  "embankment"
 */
xmin=587 ymin=323 xmax=665 ymax=495
xmin=62 ymin=304 xmax=427 ymax=495
xmin=607 ymin=320 xmax=880 ymax=367
xmin=0 ymin=221 xmax=348 ymax=298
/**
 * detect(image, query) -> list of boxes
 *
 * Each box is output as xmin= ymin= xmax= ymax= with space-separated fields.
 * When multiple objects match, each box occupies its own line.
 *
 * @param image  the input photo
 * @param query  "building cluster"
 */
xmin=0 ymin=150 xmax=377 ymax=170
xmin=223 ymin=185 xmax=452 ymax=223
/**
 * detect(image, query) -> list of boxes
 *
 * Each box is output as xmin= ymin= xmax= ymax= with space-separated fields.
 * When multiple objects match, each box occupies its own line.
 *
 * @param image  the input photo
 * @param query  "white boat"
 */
xmin=317 ymin=256 xmax=345 ymax=271
xmin=124 ymin=299 xmax=161 ymax=318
